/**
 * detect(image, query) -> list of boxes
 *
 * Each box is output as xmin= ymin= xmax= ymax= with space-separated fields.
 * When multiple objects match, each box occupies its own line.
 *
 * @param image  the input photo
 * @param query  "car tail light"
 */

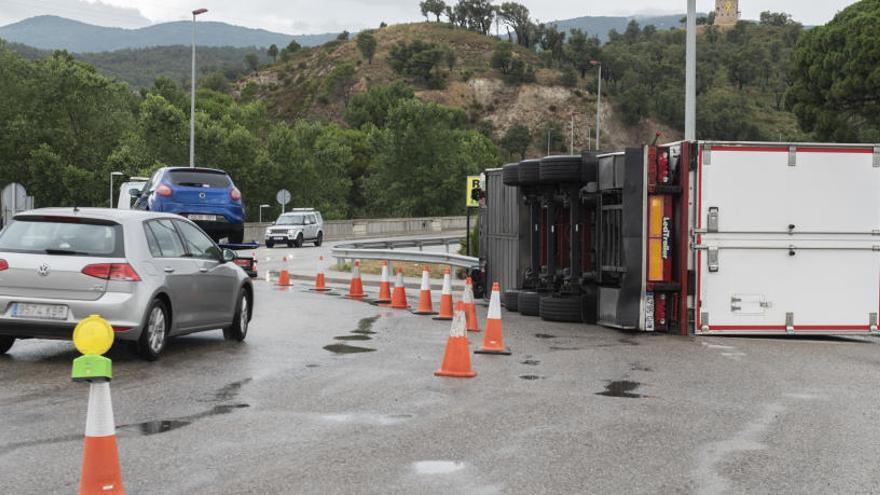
xmin=156 ymin=184 xmax=173 ymax=197
xmin=82 ymin=263 xmax=141 ymax=282
xmin=0 ymin=259 xmax=7 ymax=271
xmin=230 ymin=187 xmax=241 ymax=201
xmin=112 ymin=326 xmax=132 ymax=332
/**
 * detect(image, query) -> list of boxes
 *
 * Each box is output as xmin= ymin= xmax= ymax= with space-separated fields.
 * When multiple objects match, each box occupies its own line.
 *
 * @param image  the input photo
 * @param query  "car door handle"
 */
xmin=164 ymin=267 xmax=175 ymax=273
xmin=199 ymin=267 xmax=208 ymax=273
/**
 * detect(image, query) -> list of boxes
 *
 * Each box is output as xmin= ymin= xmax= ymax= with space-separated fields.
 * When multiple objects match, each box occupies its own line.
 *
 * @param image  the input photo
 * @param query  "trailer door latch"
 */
xmin=873 ymin=146 xmax=879 ymax=168
xmin=785 ymin=312 xmax=795 ymax=333
xmin=707 ymin=207 xmax=719 ymax=233
xmin=703 ymin=145 xmax=712 ymax=166
xmin=870 ymin=313 xmax=878 ymax=332
xmin=707 ymin=246 xmax=719 ymax=272
xmin=788 ymin=146 xmax=797 ymax=167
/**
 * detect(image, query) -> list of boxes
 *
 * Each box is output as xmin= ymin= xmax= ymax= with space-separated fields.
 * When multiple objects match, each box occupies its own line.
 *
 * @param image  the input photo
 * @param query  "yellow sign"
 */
xmin=466 ymin=176 xmax=481 ymax=208
xmin=73 ymin=315 xmax=114 ymax=356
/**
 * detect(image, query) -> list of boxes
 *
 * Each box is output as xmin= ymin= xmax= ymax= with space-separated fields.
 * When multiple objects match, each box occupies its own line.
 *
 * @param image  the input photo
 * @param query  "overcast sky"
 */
xmin=0 ymin=0 xmax=859 ymax=33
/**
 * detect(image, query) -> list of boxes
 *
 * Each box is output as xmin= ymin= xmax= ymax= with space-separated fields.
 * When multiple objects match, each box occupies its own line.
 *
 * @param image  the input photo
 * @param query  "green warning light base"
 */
xmin=72 ymin=354 xmax=112 ymax=382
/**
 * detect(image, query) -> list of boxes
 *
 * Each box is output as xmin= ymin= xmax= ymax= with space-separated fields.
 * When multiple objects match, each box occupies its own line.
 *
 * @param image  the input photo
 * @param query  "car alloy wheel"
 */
xmin=239 ymin=295 xmax=249 ymax=338
xmin=147 ymin=305 xmax=166 ymax=354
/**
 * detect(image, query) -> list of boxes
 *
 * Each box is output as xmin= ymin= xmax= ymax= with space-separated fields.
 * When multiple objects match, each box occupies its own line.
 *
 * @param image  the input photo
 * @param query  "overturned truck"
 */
xmin=480 ymin=141 xmax=880 ymax=336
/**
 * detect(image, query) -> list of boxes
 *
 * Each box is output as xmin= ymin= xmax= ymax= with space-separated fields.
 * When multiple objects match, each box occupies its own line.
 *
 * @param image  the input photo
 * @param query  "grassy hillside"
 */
xmin=242 ymin=22 xmax=671 ymax=153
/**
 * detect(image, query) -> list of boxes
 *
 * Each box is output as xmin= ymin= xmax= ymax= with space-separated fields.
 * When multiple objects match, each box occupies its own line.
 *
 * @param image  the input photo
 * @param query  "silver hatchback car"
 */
xmin=0 ymin=208 xmax=253 ymax=360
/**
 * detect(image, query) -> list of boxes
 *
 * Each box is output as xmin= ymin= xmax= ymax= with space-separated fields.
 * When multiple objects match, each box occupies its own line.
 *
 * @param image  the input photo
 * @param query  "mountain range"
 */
xmin=0 ymin=13 xmax=700 ymax=54
xmin=0 ymin=15 xmax=338 ymax=52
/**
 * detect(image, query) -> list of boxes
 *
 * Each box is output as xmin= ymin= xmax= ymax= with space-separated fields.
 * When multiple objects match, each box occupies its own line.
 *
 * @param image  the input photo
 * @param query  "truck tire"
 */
xmin=539 ymin=155 xmax=582 ymax=184
xmin=503 ymin=290 xmax=520 ymax=311
xmin=502 ymin=163 xmax=521 ymax=186
xmin=539 ymin=295 xmax=583 ymax=322
xmin=581 ymin=286 xmax=598 ymax=324
xmin=0 ymin=336 xmax=14 ymax=355
xmin=229 ymin=229 xmax=244 ymax=244
xmin=518 ymin=159 xmax=541 ymax=186
xmin=518 ymin=291 xmax=540 ymax=316
xmin=265 ymin=240 xmax=274 ymax=248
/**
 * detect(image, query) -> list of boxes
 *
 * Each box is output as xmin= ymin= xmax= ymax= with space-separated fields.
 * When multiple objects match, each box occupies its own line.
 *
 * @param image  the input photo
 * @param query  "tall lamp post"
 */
xmin=190 ymin=7 xmax=208 ymax=168
xmin=590 ymin=60 xmax=602 ymax=150
xmin=109 ymin=172 xmax=123 ymax=208
xmin=259 ymin=204 xmax=270 ymax=223
xmin=685 ymin=0 xmax=696 ymax=140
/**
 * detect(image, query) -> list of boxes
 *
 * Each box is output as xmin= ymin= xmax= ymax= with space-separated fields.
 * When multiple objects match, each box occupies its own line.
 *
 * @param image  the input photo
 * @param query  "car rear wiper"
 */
xmin=45 ymin=248 xmax=90 ymax=255
xmin=177 ymin=182 xmax=208 ymax=187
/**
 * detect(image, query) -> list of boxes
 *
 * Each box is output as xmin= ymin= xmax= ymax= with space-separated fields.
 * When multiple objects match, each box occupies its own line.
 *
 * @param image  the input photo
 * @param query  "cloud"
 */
xmin=0 ymin=0 xmax=151 ymax=28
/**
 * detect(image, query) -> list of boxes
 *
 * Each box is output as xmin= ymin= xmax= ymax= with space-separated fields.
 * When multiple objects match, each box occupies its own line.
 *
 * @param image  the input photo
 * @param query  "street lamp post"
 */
xmin=109 ymin=172 xmax=123 ymax=208
xmin=590 ymin=60 xmax=602 ymax=150
xmin=685 ymin=0 xmax=697 ymax=140
xmin=259 ymin=204 xmax=270 ymax=223
xmin=190 ymin=8 xmax=208 ymax=168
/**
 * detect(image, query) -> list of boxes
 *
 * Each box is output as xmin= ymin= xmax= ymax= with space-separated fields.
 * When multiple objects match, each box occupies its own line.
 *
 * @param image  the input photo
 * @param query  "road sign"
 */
xmin=466 ymin=176 xmax=481 ymax=208
xmin=1 ymin=182 xmax=29 ymax=226
xmin=276 ymin=189 xmax=291 ymax=213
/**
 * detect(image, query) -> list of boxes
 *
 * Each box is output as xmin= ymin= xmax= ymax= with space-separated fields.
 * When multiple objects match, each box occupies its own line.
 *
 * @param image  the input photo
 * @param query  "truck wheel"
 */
xmin=503 ymin=290 xmax=520 ymax=311
xmin=502 ymin=163 xmax=521 ymax=186
xmin=582 ymin=287 xmax=598 ymax=324
xmin=539 ymin=295 xmax=583 ymax=322
xmin=518 ymin=291 xmax=540 ymax=316
xmin=518 ymin=159 xmax=541 ymax=186
xmin=229 ymin=229 xmax=244 ymax=244
xmin=314 ymin=232 xmax=323 ymax=247
xmin=539 ymin=156 xmax=582 ymax=184
xmin=265 ymin=240 xmax=274 ymax=248
xmin=0 ymin=336 xmax=14 ymax=355
xmin=223 ymin=289 xmax=250 ymax=342
xmin=581 ymin=152 xmax=600 ymax=183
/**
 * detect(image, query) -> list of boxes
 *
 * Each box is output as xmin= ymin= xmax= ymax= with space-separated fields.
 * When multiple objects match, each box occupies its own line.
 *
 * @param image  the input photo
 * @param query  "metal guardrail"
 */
xmin=331 ymin=236 xmax=479 ymax=268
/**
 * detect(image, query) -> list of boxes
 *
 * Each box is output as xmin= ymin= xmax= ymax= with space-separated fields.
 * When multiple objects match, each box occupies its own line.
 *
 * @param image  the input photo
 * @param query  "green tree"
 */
xmin=267 ymin=44 xmax=278 ymax=63
xmin=420 ymin=0 xmax=447 ymax=22
xmin=387 ymin=39 xmax=448 ymax=88
xmin=500 ymin=123 xmax=531 ymax=159
xmin=201 ymin=72 xmax=229 ymax=93
xmin=540 ymin=120 xmax=565 ymax=154
xmin=497 ymin=2 xmax=533 ymax=48
xmin=337 ymin=31 xmax=350 ymax=41
xmin=244 ymin=53 xmax=260 ymax=73
xmin=787 ymin=0 xmax=880 ymax=140
xmin=356 ymin=30 xmax=378 ymax=64
xmin=344 ymin=81 xmax=416 ymax=129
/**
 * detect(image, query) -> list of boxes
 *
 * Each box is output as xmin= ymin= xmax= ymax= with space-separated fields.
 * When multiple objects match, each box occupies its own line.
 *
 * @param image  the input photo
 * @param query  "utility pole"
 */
xmin=685 ymin=0 xmax=696 ymax=140
xmin=591 ymin=60 xmax=602 ymax=150
xmin=190 ymin=8 xmax=208 ymax=168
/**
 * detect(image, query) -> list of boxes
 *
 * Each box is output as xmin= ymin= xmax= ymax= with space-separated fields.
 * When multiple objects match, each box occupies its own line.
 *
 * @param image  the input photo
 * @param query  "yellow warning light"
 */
xmin=73 ymin=315 xmax=114 ymax=356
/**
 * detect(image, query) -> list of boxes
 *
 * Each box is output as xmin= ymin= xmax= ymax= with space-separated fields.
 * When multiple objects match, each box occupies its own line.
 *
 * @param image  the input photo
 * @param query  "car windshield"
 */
xmin=0 ymin=218 xmax=123 ymax=257
xmin=167 ymin=170 xmax=231 ymax=188
xmin=277 ymin=214 xmax=306 ymax=225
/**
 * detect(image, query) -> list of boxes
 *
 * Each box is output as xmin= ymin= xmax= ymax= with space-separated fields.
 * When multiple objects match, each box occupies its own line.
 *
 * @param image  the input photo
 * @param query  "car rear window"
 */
xmin=0 ymin=218 xmax=124 ymax=257
xmin=167 ymin=170 xmax=231 ymax=188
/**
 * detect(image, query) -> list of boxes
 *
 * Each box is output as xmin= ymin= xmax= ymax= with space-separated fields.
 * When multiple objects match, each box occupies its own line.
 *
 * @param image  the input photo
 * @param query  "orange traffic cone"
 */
xmin=345 ymin=260 xmax=366 ymax=299
xmin=475 ymin=282 xmax=511 ymax=355
xmin=277 ymin=269 xmax=292 ymax=287
xmin=435 ymin=302 xmax=476 ymax=378
xmin=412 ymin=266 xmax=437 ymax=315
xmin=375 ymin=261 xmax=392 ymax=303
xmin=78 ymin=381 xmax=125 ymax=494
xmin=462 ymin=277 xmax=480 ymax=332
xmin=433 ymin=267 xmax=454 ymax=321
xmin=389 ymin=268 xmax=409 ymax=309
xmin=311 ymin=256 xmax=332 ymax=292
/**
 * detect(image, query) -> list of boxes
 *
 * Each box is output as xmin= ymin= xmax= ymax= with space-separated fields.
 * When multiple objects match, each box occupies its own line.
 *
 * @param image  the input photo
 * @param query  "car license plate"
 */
xmin=273 ymin=236 xmax=285 ymax=241
xmin=189 ymin=214 xmax=217 ymax=221
xmin=11 ymin=303 xmax=69 ymax=321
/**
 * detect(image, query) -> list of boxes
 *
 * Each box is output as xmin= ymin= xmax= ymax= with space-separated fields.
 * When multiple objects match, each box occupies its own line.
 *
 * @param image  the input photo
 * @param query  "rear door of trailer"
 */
xmin=694 ymin=143 xmax=880 ymax=335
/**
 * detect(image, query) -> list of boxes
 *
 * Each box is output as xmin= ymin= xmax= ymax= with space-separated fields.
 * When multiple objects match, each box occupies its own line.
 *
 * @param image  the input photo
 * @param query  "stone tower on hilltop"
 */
xmin=715 ymin=0 xmax=740 ymax=26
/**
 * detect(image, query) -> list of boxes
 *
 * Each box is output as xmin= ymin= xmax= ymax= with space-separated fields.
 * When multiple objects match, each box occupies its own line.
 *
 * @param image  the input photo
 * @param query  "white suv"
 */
xmin=264 ymin=209 xmax=324 ymax=248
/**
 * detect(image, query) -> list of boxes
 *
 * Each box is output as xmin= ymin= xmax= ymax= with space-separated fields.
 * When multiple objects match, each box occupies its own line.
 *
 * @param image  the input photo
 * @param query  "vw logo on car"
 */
xmin=37 ymin=263 xmax=49 ymax=277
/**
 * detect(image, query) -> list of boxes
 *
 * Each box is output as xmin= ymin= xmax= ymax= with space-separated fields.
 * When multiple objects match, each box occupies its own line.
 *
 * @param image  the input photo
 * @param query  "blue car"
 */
xmin=132 ymin=167 xmax=245 ymax=243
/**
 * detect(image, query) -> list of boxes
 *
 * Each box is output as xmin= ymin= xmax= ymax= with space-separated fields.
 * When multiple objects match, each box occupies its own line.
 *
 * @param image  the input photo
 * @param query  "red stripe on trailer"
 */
xmin=796 ymin=147 xmax=874 ymax=154
xmin=709 ymin=146 xmax=786 ymax=153
xmin=695 ymin=144 xmax=703 ymax=332
xmin=709 ymin=325 xmax=871 ymax=331
xmin=705 ymin=145 xmax=873 ymax=154
xmin=678 ymin=144 xmax=690 ymax=336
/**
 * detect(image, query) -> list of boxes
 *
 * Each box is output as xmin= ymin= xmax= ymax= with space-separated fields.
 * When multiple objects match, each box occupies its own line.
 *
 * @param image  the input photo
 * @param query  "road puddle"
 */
xmin=353 ymin=316 xmax=380 ymax=334
xmin=323 ymin=343 xmax=376 ymax=354
xmin=521 ymin=359 xmax=540 ymax=366
xmin=596 ymin=380 xmax=645 ymax=399
xmin=519 ymin=375 xmax=546 ymax=380
xmin=334 ymin=335 xmax=371 ymax=341
xmin=535 ymin=333 xmax=556 ymax=339
xmin=412 ymin=461 xmax=465 ymax=475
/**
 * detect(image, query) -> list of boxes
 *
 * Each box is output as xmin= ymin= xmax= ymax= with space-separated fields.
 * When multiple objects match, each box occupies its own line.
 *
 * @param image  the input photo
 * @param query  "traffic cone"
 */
xmin=345 ymin=260 xmax=366 ymax=299
xmin=475 ymin=282 xmax=511 ymax=355
xmin=412 ymin=266 xmax=437 ymax=315
xmin=434 ymin=302 xmax=476 ymax=378
xmin=462 ymin=277 xmax=480 ymax=332
xmin=433 ymin=267 xmax=454 ymax=321
xmin=375 ymin=261 xmax=392 ymax=303
xmin=78 ymin=381 xmax=125 ymax=494
xmin=277 ymin=269 xmax=292 ymax=287
xmin=311 ymin=256 xmax=332 ymax=292
xmin=389 ymin=268 xmax=409 ymax=309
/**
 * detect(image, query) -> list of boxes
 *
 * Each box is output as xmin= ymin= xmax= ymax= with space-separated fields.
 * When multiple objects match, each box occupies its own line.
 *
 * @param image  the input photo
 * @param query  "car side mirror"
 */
xmin=222 ymin=248 xmax=236 ymax=263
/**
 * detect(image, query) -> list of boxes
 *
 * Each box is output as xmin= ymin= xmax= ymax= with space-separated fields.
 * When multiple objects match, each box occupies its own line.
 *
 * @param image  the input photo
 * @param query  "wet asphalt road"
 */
xmin=3 ymin=253 xmax=880 ymax=493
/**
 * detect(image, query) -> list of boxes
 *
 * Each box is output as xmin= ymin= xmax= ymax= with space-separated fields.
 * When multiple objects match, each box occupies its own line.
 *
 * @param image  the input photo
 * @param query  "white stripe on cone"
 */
xmin=441 ymin=271 xmax=452 ymax=295
xmin=462 ymin=281 xmax=474 ymax=305
xmin=395 ymin=270 xmax=405 ymax=287
xmin=450 ymin=306 xmax=467 ymax=338
xmin=380 ymin=263 xmax=389 ymax=283
xmin=84 ymin=382 xmax=116 ymax=438
xmin=487 ymin=286 xmax=502 ymax=319
xmin=352 ymin=261 xmax=361 ymax=278
xmin=420 ymin=268 xmax=430 ymax=290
